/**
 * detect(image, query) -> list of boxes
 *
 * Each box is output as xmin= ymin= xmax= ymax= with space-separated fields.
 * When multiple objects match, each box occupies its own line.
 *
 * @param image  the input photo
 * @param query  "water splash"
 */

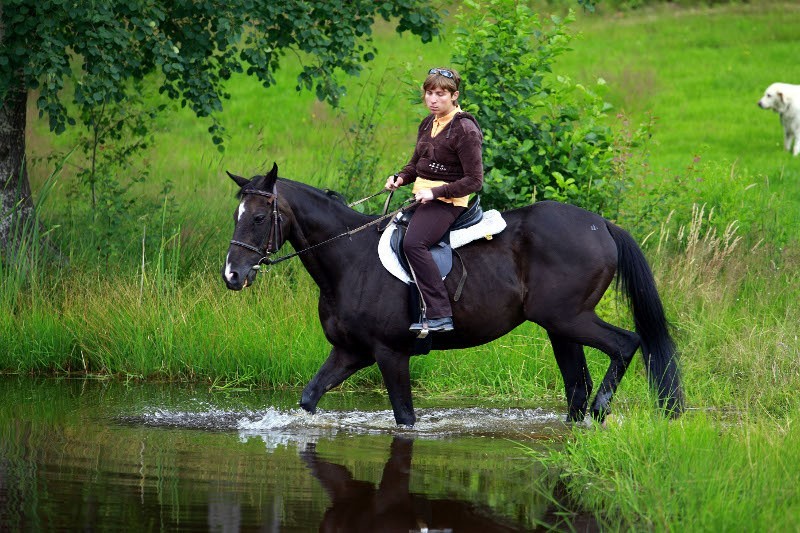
xmin=127 ymin=404 xmax=565 ymax=451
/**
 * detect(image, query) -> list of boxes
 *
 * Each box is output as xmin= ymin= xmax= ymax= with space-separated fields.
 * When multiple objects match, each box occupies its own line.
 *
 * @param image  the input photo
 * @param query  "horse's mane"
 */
xmin=323 ymin=189 xmax=348 ymax=205
xmin=234 ymin=175 xmax=355 ymax=212
xmin=278 ymin=178 xmax=347 ymax=205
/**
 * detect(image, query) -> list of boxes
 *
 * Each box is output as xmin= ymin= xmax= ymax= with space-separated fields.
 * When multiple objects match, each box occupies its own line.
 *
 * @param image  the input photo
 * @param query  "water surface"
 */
xmin=0 ymin=377 xmax=590 ymax=531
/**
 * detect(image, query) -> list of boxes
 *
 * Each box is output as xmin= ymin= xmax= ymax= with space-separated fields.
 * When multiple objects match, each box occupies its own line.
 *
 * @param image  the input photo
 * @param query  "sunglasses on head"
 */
xmin=428 ymin=68 xmax=455 ymax=79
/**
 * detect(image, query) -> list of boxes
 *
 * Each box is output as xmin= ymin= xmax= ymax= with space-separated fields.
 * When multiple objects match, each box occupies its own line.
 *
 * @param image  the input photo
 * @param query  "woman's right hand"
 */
xmin=385 ymin=174 xmax=403 ymax=191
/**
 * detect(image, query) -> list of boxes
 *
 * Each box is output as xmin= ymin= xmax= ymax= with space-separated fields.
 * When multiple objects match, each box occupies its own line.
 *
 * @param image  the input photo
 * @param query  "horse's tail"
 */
xmin=607 ymin=222 xmax=684 ymax=417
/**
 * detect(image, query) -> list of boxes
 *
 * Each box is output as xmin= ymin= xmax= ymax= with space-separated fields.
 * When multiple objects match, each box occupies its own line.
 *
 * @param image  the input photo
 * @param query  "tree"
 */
xmin=0 ymin=1 xmax=441 ymax=256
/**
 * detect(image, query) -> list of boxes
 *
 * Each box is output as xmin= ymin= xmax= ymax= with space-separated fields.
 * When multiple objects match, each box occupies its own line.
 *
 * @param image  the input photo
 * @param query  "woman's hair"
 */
xmin=423 ymin=67 xmax=461 ymax=104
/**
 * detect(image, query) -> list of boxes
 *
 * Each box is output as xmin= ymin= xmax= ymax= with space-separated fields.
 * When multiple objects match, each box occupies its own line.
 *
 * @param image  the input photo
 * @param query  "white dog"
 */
xmin=758 ymin=82 xmax=800 ymax=156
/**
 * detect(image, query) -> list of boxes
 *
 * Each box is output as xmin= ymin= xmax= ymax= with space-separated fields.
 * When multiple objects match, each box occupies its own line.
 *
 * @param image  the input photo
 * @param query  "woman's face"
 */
xmin=424 ymin=87 xmax=459 ymax=117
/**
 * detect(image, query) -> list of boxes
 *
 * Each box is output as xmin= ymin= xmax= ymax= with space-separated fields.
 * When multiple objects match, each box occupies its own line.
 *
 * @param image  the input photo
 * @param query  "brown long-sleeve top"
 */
xmin=397 ymin=110 xmax=484 ymax=201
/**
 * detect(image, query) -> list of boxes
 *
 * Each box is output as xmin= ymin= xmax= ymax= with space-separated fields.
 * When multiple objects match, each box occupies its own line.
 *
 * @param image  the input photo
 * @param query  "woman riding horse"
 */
xmin=385 ymin=67 xmax=484 ymax=333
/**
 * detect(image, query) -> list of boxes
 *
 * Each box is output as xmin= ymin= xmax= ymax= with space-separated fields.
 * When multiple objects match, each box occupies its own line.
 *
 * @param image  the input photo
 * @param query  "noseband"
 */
xmin=229 ymin=185 xmax=283 ymax=264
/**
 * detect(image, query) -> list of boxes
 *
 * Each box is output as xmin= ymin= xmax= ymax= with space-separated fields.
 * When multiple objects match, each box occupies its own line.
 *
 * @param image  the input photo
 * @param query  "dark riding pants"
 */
xmin=403 ymin=200 xmax=466 ymax=319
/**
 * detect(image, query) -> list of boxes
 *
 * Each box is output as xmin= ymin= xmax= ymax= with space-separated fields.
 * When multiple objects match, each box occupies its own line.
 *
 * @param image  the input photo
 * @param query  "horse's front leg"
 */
xmin=375 ymin=349 xmax=416 ymax=427
xmin=300 ymin=346 xmax=372 ymax=414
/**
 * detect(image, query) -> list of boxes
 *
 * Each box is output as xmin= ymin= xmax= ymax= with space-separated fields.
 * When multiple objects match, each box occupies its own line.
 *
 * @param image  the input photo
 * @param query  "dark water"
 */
xmin=0 ymin=377 xmax=593 ymax=532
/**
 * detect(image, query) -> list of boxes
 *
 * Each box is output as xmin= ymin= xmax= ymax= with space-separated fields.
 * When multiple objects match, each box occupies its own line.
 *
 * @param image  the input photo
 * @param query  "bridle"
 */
xmin=229 ymin=184 xmax=283 ymax=263
xmin=229 ymin=183 xmax=417 ymax=268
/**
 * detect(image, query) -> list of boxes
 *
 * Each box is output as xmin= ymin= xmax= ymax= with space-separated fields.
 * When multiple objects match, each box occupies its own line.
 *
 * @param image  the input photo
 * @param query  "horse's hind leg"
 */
xmin=586 ymin=319 xmax=640 ymax=422
xmin=300 ymin=346 xmax=372 ymax=414
xmin=546 ymin=313 xmax=640 ymax=423
xmin=548 ymin=332 xmax=593 ymax=423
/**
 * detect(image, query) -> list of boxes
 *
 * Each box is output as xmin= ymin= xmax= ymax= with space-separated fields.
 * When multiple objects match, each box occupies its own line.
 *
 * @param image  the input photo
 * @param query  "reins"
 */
xmin=230 ymin=186 xmax=416 ymax=267
xmin=348 ymin=188 xmax=397 ymax=227
xmin=347 ymin=188 xmax=392 ymax=209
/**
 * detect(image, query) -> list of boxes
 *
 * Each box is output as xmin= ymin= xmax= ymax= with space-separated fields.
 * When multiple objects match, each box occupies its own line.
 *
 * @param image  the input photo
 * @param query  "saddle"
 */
xmin=388 ymin=196 xmax=485 ymax=281
xmin=377 ymin=196 xmax=506 ymax=352
xmin=385 ymin=197 xmax=489 ymax=353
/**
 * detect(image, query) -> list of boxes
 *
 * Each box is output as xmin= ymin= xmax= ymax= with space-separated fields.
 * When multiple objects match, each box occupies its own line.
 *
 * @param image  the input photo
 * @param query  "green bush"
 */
xmin=451 ymin=0 xmax=630 ymax=215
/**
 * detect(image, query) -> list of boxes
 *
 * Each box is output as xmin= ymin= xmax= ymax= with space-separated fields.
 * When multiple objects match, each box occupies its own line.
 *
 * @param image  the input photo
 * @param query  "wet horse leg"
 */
xmin=546 ymin=313 xmax=640 ymax=423
xmin=375 ymin=349 xmax=415 ymax=427
xmin=586 ymin=318 xmax=640 ymax=422
xmin=300 ymin=346 xmax=372 ymax=414
xmin=547 ymin=332 xmax=593 ymax=423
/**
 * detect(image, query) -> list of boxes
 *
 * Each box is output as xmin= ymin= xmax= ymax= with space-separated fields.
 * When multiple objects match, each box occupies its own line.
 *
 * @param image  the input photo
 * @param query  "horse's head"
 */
xmin=222 ymin=162 xmax=287 ymax=290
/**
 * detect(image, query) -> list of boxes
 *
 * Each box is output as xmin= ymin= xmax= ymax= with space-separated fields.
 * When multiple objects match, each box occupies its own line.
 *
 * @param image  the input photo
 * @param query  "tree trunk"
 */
xmin=0 ymin=80 xmax=34 ymax=258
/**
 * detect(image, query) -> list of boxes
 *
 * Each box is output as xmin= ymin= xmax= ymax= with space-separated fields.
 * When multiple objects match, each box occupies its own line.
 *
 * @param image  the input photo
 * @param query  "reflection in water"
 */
xmin=302 ymin=436 xmax=521 ymax=532
xmin=0 ymin=378 xmax=594 ymax=531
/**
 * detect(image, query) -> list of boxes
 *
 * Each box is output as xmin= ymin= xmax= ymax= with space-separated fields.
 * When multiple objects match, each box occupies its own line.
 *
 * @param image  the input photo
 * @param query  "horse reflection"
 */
xmin=300 ymin=436 xmax=524 ymax=532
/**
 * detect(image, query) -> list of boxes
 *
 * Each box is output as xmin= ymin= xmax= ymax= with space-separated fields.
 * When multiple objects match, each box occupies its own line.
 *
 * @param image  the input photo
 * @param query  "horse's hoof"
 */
xmin=590 ymin=408 xmax=607 ymax=424
xmin=394 ymin=414 xmax=416 ymax=427
xmin=299 ymin=400 xmax=316 ymax=414
xmin=565 ymin=408 xmax=587 ymax=424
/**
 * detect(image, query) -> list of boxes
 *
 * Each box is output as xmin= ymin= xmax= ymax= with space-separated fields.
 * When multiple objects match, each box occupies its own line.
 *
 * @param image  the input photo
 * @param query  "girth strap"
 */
xmin=453 ymin=248 xmax=467 ymax=302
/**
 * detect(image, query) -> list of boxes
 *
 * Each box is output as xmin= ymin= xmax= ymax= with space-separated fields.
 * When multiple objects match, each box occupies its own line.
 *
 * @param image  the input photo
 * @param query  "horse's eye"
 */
xmin=254 ymin=214 xmax=267 ymax=224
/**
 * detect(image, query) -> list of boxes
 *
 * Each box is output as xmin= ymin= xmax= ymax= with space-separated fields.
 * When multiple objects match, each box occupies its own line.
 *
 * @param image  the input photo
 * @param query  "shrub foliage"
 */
xmin=451 ymin=0 xmax=625 ymax=215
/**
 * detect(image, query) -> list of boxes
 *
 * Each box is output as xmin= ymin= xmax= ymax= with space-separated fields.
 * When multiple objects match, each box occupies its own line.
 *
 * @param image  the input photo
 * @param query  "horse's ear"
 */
xmin=259 ymin=162 xmax=279 ymax=191
xmin=266 ymin=162 xmax=278 ymax=181
xmin=226 ymin=171 xmax=250 ymax=188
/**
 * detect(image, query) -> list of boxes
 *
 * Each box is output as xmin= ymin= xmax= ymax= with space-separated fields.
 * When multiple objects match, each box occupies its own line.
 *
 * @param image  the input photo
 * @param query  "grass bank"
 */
xmin=534 ymin=2 xmax=800 ymax=528
xmin=538 ymin=409 xmax=800 ymax=530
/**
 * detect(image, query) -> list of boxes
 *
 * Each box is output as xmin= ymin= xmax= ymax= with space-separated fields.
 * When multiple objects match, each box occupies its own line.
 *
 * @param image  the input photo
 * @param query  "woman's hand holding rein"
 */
xmin=385 ymin=174 xmax=404 ymax=191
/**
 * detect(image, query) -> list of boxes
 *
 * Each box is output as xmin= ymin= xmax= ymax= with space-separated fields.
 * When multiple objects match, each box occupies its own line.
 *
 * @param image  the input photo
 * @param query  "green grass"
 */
xmin=5 ymin=2 xmax=800 ymax=529
xmin=557 ymin=1 xmax=800 ymax=241
xmin=541 ymin=409 xmax=800 ymax=531
xmin=530 ymin=4 xmax=800 ymax=527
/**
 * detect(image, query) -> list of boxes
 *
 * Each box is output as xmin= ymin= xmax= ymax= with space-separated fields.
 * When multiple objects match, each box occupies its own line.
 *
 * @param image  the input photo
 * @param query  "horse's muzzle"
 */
xmin=222 ymin=265 xmax=259 ymax=291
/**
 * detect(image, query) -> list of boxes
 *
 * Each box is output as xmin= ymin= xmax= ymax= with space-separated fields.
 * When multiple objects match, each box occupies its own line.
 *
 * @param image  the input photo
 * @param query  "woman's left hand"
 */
xmin=414 ymin=189 xmax=434 ymax=203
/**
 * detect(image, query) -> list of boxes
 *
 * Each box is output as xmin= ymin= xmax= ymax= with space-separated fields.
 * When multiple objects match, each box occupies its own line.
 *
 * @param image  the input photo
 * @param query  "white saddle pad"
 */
xmin=378 ymin=209 xmax=507 ymax=284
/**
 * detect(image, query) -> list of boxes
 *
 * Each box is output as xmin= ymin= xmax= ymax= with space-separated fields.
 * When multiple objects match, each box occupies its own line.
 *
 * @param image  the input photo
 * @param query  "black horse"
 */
xmin=222 ymin=163 xmax=683 ymax=426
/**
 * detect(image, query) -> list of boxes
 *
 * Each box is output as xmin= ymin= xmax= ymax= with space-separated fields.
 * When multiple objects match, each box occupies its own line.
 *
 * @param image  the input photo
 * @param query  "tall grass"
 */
xmin=542 ymin=410 xmax=800 ymax=531
xmin=533 ymin=191 xmax=800 ymax=529
xmin=651 ymin=201 xmax=799 ymax=415
xmin=0 ymin=159 xmax=77 ymax=372
xmin=1 ymin=161 xmax=60 ymax=311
